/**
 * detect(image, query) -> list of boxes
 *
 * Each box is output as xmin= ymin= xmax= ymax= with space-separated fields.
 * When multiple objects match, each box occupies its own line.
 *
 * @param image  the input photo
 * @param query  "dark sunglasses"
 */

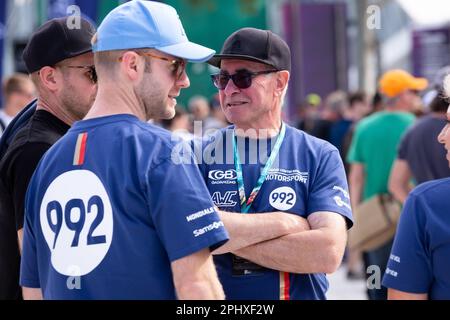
xmin=60 ymin=65 xmax=97 ymax=83
xmin=211 ymin=69 xmax=278 ymax=90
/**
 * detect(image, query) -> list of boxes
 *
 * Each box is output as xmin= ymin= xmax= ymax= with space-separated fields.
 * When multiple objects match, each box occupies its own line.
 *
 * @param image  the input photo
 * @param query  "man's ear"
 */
xmin=38 ymin=66 xmax=59 ymax=92
xmin=275 ymin=70 xmax=289 ymax=96
xmin=119 ymin=51 xmax=143 ymax=82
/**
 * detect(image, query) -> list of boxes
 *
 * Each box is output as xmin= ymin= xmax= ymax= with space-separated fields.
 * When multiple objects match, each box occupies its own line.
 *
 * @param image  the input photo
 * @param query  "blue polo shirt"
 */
xmin=20 ymin=114 xmax=228 ymax=299
xmin=382 ymin=177 xmax=450 ymax=299
xmin=196 ymin=124 xmax=353 ymax=300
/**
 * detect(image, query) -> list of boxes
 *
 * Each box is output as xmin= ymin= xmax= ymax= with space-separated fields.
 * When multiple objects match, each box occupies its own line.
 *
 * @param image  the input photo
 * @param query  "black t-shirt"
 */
xmin=0 ymin=110 xmax=69 ymax=299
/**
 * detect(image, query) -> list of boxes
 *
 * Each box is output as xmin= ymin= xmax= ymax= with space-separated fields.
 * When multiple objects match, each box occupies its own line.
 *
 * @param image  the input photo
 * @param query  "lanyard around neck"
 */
xmin=233 ymin=123 xmax=286 ymax=213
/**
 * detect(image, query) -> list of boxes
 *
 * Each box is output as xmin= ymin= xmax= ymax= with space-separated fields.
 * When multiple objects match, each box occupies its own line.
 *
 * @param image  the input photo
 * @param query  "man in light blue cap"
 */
xmin=20 ymin=0 xmax=228 ymax=299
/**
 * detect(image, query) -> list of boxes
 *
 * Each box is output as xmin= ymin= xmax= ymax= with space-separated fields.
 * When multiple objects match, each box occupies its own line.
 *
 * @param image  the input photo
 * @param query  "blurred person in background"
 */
xmin=328 ymin=91 xmax=351 ymax=153
xmin=371 ymin=91 xmax=383 ymax=114
xmin=0 ymin=73 xmax=35 ymax=135
xmin=189 ymin=94 xmax=210 ymax=123
xmin=189 ymin=94 xmax=225 ymax=136
xmin=302 ymin=91 xmax=353 ymax=143
xmin=296 ymin=93 xmax=321 ymax=135
xmin=349 ymin=91 xmax=372 ymax=122
xmin=209 ymin=93 xmax=228 ymax=128
xmin=160 ymin=105 xmax=194 ymax=141
xmin=347 ymin=69 xmax=426 ymax=300
xmin=339 ymin=91 xmax=373 ymax=173
xmin=322 ymin=91 xmax=347 ymax=122
xmin=304 ymin=91 xmax=344 ymax=142
xmin=389 ymin=67 xmax=450 ymax=204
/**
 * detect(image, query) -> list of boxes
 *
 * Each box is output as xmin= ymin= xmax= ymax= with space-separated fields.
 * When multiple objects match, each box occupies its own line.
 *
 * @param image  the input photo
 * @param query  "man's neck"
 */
xmin=234 ymin=120 xmax=282 ymax=139
xmin=36 ymin=98 xmax=75 ymax=126
xmin=84 ymin=85 xmax=144 ymax=121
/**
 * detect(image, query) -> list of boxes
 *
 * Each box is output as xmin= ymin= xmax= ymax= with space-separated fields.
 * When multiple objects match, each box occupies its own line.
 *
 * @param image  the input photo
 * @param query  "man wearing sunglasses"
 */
xmin=20 ymin=1 xmax=228 ymax=300
xmin=0 ymin=17 xmax=96 ymax=300
xmin=197 ymin=27 xmax=353 ymax=300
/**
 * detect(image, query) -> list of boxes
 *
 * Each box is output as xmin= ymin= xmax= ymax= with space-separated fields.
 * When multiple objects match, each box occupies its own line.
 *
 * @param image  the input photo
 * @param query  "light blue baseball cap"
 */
xmin=93 ymin=0 xmax=215 ymax=63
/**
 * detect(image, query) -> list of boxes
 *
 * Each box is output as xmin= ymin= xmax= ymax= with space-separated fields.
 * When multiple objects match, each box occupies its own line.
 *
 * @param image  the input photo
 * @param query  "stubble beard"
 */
xmin=60 ymin=86 xmax=93 ymax=121
xmin=138 ymin=73 xmax=174 ymax=121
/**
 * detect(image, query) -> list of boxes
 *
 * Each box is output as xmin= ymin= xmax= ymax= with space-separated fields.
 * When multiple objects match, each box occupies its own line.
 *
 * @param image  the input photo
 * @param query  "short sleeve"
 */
xmin=147 ymin=154 xmax=228 ymax=262
xmin=307 ymin=146 xmax=353 ymax=228
xmin=382 ymin=193 xmax=431 ymax=294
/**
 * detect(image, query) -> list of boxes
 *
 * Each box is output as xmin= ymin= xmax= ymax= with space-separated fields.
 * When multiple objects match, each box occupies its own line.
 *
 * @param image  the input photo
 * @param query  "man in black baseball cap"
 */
xmin=208 ymin=27 xmax=291 ymax=72
xmin=202 ymin=27 xmax=352 ymax=300
xmin=208 ymin=27 xmax=292 ymax=127
xmin=0 ymin=17 xmax=97 ymax=300
xmin=22 ymin=17 xmax=94 ymax=73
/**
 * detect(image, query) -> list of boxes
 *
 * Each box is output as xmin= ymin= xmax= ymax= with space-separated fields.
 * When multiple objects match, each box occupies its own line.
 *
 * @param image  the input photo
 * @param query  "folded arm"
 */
xmin=212 ymin=210 xmax=310 ymax=255
xmin=233 ymin=211 xmax=348 ymax=274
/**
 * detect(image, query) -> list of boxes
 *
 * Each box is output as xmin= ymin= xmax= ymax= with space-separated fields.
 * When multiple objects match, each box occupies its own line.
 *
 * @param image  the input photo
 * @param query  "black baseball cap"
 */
xmin=22 ymin=17 xmax=95 ymax=73
xmin=208 ymin=27 xmax=291 ymax=72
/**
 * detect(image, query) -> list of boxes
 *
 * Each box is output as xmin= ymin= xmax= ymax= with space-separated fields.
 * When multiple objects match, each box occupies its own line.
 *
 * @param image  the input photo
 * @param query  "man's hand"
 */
xmin=233 ymin=211 xmax=347 ymax=274
xmin=212 ymin=210 xmax=310 ymax=255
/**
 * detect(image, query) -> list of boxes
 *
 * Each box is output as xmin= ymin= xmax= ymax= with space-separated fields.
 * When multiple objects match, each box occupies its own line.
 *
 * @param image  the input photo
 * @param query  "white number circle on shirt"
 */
xmin=39 ymin=170 xmax=113 ymax=276
xmin=269 ymin=186 xmax=297 ymax=211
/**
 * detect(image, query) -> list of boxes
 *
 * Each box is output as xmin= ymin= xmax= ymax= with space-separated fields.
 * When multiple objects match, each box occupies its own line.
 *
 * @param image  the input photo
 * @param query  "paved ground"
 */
xmin=326 ymin=265 xmax=367 ymax=300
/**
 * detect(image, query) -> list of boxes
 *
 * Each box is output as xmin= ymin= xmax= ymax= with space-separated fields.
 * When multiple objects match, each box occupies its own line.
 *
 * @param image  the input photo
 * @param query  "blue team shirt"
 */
xmin=20 ymin=114 xmax=228 ymax=299
xmin=196 ymin=124 xmax=353 ymax=300
xmin=382 ymin=177 xmax=450 ymax=299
